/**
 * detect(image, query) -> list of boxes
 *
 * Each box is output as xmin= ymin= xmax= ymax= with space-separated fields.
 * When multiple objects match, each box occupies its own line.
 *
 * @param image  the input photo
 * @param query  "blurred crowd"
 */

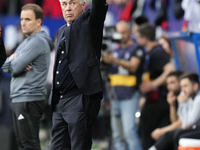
xmin=0 ymin=0 xmax=139 ymax=18
xmin=1 ymin=0 xmax=200 ymax=150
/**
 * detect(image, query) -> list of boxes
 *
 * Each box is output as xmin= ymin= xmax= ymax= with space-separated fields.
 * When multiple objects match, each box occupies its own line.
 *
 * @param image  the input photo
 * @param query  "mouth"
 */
xmin=65 ymin=12 xmax=73 ymax=16
xmin=65 ymin=13 xmax=73 ymax=17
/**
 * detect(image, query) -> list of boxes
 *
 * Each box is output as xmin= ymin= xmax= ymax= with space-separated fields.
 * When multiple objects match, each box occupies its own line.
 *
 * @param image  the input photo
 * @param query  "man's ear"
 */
xmin=82 ymin=2 xmax=86 ymax=11
xmin=37 ymin=19 xmax=42 ymax=27
xmin=194 ymin=82 xmax=199 ymax=92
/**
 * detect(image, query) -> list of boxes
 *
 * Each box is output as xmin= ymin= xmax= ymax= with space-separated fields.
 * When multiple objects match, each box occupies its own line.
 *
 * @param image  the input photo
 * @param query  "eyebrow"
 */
xmin=21 ymin=17 xmax=31 ymax=20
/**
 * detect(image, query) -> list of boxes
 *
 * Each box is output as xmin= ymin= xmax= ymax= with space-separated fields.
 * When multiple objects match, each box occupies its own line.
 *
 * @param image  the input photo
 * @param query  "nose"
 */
xmin=21 ymin=20 xmax=25 ymax=26
xmin=65 ymin=4 xmax=71 ymax=11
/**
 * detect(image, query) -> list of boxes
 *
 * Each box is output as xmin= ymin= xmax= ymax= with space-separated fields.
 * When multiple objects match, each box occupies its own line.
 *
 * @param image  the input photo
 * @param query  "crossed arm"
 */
xmin=2 ymin=38 xmax=42 ymax=77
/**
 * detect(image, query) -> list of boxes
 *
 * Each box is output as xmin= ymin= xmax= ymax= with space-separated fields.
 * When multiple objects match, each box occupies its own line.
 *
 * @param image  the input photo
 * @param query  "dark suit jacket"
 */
xmin=48 ymin=0 xmax=108 ymax=105
xmin=0 ymin=36 xmax=6 ymax=68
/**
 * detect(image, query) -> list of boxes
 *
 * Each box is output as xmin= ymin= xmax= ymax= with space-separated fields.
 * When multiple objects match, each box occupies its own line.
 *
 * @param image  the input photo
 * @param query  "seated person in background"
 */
xmin=0 ymin=26 xmax=6 ymax=68
xmin=151 ymin=70 xmax=183 ymax=141
xmin=148 ymin=72 xmax=200 ymax=150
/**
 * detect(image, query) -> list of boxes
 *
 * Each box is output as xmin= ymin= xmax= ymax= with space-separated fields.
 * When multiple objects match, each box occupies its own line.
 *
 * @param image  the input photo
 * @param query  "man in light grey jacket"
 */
xmin=2 ymin=4 xmax=54 ymax=150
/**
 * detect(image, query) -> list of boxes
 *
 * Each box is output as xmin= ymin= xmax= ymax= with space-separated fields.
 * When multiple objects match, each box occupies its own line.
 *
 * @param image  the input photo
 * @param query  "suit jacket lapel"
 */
xmin=64 ymin=25 xmax=71 ymax=56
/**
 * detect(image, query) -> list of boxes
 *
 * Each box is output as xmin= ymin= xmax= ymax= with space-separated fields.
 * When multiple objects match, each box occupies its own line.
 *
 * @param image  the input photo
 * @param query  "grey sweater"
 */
xmin=177 ymin=90 xmax=200 ymax=128
xmin=2 ymin=31 xmax=54 ymax=103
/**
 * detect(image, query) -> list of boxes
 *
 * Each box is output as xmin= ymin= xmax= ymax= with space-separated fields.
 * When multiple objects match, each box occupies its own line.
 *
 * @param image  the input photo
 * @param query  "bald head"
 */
xmin=116 ymin=21 xmax=131 ymax=45
xmin=116 ymin=21 xmax=130 ymax=32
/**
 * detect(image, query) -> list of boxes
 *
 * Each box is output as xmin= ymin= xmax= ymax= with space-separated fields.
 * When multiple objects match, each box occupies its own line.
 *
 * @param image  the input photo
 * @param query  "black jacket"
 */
xmin=48 ymin=0 xmax=108 ymax=105
xmin=0 ymin=36 xmax=6 ymax=68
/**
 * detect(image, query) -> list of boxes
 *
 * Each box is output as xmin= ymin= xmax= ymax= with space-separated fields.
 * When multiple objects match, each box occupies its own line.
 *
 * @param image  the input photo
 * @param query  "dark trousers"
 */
xmin=154 ymin=125 xmax=200 ymax=150
xmin=12 ymin=100 xmax=45 ymax=150
xmin=51 ymin=92 xmax=102 ymax=150
xmin=138 ymin=98 xmax=170 ymax=150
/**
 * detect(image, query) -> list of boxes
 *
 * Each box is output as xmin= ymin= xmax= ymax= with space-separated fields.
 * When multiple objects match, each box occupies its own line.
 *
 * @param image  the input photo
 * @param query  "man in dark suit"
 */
xmin=48 ymin=0 xmax=108 ymax=149
xmin=0 ymin=26 xmax=6 ymax=68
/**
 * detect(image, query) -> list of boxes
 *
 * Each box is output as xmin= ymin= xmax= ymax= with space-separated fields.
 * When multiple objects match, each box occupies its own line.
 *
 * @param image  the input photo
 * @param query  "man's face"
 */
xmin=60 ymin=0 xmax=86 ymax=24
xmin=135 ymin=32 xmax=146 ymax=46
xmin=180 ymin=78 xmax=197 ymax=98
xmin=116 ymin=23 xmax=130 ymax=44
xmin=20 ymin=9 xmax=41 ymax=37
xmin=166 ymin=76 xmax=181 ymax=95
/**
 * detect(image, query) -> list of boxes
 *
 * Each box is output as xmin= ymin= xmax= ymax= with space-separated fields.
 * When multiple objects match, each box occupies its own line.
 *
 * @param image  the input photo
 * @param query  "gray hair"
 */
xmin=59 ymin=0 xmax=86 ymax=4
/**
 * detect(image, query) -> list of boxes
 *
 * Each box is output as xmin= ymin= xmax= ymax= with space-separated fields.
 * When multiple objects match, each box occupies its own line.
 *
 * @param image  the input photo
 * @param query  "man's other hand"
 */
xmin=151 ymin=128 xmax=164 ymax=140
xmin=9 ymin=53 xmax=17 ymax=61
xmin=103 ymin=53 xmax=113 ymax=64
xmin=167 ymin=91 xmax=176 ymax=106
xmin=25 ymin=63 xmax=32 ymax=72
